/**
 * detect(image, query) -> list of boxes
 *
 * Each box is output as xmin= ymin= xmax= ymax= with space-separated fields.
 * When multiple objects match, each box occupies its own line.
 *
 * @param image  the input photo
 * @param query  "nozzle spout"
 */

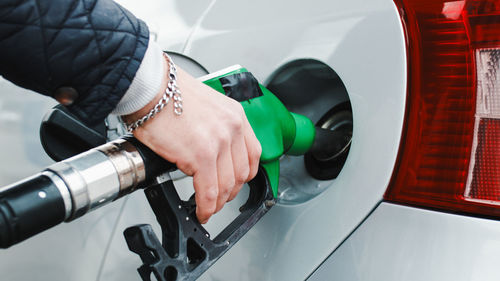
xmin=309 ymin=128 xmax=352 ymax=162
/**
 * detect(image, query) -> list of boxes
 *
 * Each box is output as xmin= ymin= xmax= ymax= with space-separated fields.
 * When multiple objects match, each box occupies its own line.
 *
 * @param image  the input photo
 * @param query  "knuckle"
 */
xmin=217 ymin=131 xmax=231 ymax=146
xmin=229 ymin=183 xmax=244 ymax=201
xmin=236 ymin=167 xmax=250 ymax=184
xmin=218 ymin=181 xmax=235 ymax=198
xmin=225 ymin=116 xmax=241 ymax=133
xmin=198 ymin=208 xmax=210 ymax=218
xmin=226 ymin=108 xmax=244 ymax=131
xmin=197 ymin=211 xmax=211 ymax=223
xmin=221 ymin=179 xmax=236 ymax=194
xmin=232 ymin=119 xmax=244 ymax=133
xmin=203 ymin=187 xmax=218 ymax=203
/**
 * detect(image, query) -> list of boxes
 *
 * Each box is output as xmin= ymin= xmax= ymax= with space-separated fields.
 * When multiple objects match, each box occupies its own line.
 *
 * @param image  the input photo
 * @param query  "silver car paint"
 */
xmin=308 ymin=203 xmax=500 ymax=281
xmin=0 ymin=0 xmax=409 ymax=280
xmin=101 ymin=0 xmax=408 ymax=280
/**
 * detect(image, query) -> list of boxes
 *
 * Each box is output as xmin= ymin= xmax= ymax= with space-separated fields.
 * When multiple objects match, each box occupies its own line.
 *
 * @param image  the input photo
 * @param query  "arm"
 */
xmin=0 ymin=0 xmax=148 ymax=125
xmin=0 ymin=0 xmax=261 ymax=223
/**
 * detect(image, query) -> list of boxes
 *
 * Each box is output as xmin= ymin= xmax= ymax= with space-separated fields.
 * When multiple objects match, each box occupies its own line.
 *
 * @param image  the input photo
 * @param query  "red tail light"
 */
xmin=385 ymin=0 xmax=500 ymax=216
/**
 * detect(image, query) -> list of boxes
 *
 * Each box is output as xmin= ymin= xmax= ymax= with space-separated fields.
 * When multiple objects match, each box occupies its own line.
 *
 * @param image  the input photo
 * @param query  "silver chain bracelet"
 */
xmin=126 ymin=53 xmax=183 ymax=132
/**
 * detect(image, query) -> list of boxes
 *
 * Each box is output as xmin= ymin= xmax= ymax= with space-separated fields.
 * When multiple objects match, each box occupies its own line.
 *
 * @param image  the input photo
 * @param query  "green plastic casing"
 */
xmin=202 ymin=66 xmax=316 ymax=197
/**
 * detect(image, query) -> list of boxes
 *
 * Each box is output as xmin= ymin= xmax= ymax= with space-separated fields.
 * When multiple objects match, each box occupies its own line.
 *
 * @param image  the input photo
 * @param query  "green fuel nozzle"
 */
xmin=0 ymin=64 xmax=350 ymax=281
xmin=0 ymin=64 xmax=349 ymax=281
xmin=202 ymin=66 xmax=318 ymax=197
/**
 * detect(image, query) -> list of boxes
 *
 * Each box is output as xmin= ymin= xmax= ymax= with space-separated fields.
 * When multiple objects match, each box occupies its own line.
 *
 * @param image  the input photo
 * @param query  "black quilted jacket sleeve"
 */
xmin=0 ymin=0 xmax=149 ymax=125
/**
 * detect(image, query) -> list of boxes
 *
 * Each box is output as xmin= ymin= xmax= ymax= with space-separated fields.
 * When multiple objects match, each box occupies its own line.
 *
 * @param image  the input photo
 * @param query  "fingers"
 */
xmin=193 ymin=158 xmax=218 ymax=224
xmin=131 ymin=67 xmax=263 ymax=225
xmin=215 ymin=142 xmax=235 ymax=213
xmin=193 ymin=117 xmax=258 ymax=223
xmin=228 ymin=134 xmax=249 ymax=202
xmin=244 ymin=121 xmax=262 ymax=182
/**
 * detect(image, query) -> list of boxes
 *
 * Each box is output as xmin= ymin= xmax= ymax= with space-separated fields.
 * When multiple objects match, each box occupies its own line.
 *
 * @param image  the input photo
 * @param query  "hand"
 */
xmin=123 ymin=62 xmax=262 ymax=224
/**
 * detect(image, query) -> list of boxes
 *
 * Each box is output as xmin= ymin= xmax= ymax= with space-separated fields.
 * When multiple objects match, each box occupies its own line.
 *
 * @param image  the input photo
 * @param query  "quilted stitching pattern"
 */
xmin=0 ymin=0 xmax=149 ymax=125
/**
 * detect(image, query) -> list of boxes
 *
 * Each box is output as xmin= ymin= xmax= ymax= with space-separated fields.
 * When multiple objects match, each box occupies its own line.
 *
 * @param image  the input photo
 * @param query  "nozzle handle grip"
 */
xmin=0 ymin=174 xmax=66 ymax=248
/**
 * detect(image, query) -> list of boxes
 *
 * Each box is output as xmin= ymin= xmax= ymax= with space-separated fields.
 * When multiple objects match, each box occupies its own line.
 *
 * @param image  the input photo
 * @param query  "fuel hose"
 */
xmin=0 ymin=136 xmax=175 ymax=248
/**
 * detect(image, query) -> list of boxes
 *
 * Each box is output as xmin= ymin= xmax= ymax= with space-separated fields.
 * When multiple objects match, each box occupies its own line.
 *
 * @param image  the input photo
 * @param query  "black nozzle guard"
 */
xmin=124 ymin=166 xmax=274 ymax=281
xmin=38 ymin=105 xmax=276 ymax=281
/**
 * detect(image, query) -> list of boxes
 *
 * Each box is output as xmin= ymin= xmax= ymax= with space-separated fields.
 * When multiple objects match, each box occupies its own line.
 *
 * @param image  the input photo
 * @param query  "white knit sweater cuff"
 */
xmin=111 ymin=40 xmax=164 ymax=115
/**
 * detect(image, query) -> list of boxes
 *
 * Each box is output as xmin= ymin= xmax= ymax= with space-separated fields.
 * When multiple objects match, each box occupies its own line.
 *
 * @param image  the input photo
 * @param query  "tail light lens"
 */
xmin=385 ymin=0 xmax=500 ymax=216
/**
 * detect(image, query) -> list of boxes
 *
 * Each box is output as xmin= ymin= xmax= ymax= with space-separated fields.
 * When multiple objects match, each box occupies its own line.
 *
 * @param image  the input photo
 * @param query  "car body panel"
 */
xmin=308 ymin=202 xmax=500 ymax=281
xmin=1 ymin=0 xmax=409 ymax=280
xmin=99 ymin=0 xmax=408 ymax=280
xmin=185 ymin=0 xmax=407 ymax=279
xmin=115 ymin=0 xmax=215 ymax=53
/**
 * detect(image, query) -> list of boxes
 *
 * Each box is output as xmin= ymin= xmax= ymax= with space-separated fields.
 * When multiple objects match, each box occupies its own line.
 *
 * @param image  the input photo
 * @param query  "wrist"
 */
xmin=121 ymin=53 xmax=182 ymax=132
xmin=121 ymin=58 xmax=168 ymax=125
xmin=112 ymin=40 xmax=165 ymax=116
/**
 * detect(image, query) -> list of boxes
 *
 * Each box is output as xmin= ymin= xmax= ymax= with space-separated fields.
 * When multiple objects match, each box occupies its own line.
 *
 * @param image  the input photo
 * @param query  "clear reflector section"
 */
xmin=466 ymin=49 xmax=500 ymax=203
xmin=475 ymin=49 xmax=500 ymax=117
